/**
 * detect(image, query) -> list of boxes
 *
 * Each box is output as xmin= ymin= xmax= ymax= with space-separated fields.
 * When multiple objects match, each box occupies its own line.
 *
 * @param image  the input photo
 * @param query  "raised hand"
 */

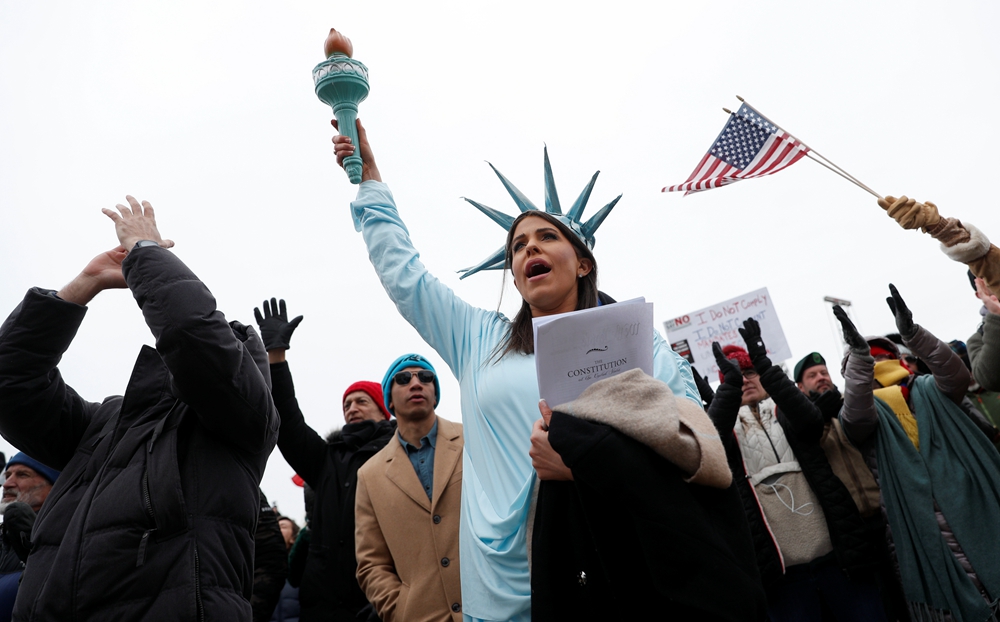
xmin=691 ymin=365 xmax=715 ymax=406
xmin=877 ymin=195 xmax=941 ymax=231
xmin=878 ymin=195 xmax=917 ymax=229
xmin=975 ymin=277 xmax=1000 ymax=316
xmin=712 ymin=342 xmax=743 ymax=387
xmin=253 ymin=298 xmax=304 ymax=351
xmin=833 ymin=305 xmax=869 ymax=354
xmin=919 ymin=201 xmax=942 ymax=231
xmin=81 ymin=246 xmax=129 ymax=290
xmin=101 ymin=196 xmax=174 ymax=252
xmin=56 ymin=246 xmax=129 ymax=305
xmin=886 ymin=284 xmax=917 ymax=339
xmin=331 ymin=118 xmax=381 ymax=183
xmin=738 ymin=318 xmax=771 ymax=369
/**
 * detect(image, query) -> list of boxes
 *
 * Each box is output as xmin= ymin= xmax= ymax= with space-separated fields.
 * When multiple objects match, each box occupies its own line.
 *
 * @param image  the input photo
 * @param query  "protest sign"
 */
xmin=664 ymin=287 xmax=790 ymax=381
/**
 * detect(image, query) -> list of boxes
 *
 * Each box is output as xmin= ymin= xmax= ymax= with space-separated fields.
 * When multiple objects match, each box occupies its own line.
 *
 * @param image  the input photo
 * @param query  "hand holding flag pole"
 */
xmin=664 ymin=97 xmax=881 ymax=199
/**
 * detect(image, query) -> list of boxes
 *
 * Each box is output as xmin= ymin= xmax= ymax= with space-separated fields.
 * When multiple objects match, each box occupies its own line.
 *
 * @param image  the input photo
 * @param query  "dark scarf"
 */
xmin=875 ymin=374 xmax=1000 ymax=621
xmin=338 ymin=419 xmax=389 ymax=449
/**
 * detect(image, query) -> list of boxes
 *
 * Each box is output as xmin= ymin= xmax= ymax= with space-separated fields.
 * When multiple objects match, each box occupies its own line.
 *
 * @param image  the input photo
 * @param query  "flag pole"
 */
xmin=804 ymin=153 xmax=881 ymax=199
xmin=735 ymin=96 xmax=882 ymax=199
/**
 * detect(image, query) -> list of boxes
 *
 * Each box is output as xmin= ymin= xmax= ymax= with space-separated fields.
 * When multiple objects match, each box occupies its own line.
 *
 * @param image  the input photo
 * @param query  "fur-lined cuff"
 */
xmin=941 ymin=222 xmax=991 ymax=263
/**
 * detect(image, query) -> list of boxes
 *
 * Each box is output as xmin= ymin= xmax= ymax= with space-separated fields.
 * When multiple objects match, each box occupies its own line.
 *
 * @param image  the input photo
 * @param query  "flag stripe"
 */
xmin=682 ymin=152 xmax=713 ymax=184
xmin=744 ymin=132 xmax=796 ymax=176
xmin=748 ymin=142 xmax=807 ymax=178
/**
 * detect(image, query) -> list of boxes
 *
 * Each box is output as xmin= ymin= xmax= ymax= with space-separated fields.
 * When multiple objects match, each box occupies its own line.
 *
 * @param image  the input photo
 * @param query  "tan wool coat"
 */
xmin=355 ymin=417 xmax=463 ymax=622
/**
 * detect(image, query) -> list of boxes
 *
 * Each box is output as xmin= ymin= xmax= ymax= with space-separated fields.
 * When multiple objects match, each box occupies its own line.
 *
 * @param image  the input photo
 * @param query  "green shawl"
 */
xmin=875 ymin=374 xmax=1000 ymax=621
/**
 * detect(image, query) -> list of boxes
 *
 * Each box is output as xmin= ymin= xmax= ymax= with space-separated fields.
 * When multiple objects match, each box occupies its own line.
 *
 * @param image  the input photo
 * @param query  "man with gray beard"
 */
xmin=1 ymin=453 xmax=58 ymax=514
xmin=0 ymin=453 xmax=60 ymax=621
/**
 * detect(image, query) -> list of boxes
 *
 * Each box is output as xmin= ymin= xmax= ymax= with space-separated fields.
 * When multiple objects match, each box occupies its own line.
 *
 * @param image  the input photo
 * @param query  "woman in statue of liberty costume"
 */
xmin=332 ymin=119 xmax=701 ymax=622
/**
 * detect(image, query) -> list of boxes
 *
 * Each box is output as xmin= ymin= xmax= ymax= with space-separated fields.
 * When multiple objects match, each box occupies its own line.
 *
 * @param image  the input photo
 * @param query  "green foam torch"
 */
xmin=313 ymin=29 xmax=369 ymax=184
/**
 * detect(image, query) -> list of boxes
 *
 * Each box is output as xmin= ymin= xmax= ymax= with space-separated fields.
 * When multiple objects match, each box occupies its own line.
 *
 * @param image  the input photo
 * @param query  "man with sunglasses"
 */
xmin=254 ymin=299 xmax=395 ymax=622
xmin=355 ymin=354 xmax=464 ymax=622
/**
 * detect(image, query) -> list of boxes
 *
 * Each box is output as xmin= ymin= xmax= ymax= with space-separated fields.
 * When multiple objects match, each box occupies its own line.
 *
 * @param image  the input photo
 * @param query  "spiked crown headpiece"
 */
xmin=458 ymin=147 xmax=622 ymax=279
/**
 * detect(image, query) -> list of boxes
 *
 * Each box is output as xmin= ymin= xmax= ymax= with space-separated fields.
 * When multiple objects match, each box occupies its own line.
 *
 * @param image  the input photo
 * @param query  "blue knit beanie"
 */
xmin=6 ymin=452 xmax=60 ymax=485
xmin=381 ymin=353 xmax=441 ymax=416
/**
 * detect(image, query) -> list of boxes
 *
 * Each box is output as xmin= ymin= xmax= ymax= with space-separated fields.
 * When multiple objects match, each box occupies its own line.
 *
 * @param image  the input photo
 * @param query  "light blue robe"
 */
xmin=351 ymin=181 xmax=701 ymax=621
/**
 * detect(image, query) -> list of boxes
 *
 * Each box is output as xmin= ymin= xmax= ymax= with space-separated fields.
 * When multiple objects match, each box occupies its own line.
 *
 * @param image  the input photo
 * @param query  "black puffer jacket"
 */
xmin=0 ymin=246 xmax=279 ymax=621
xmin=269 ymin=362 xmax=394 ymax=622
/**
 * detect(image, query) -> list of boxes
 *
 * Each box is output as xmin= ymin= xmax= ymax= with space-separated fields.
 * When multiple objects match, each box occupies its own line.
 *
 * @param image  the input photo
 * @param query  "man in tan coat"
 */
xmin=355 ymin=354 xmax=463 ymax=622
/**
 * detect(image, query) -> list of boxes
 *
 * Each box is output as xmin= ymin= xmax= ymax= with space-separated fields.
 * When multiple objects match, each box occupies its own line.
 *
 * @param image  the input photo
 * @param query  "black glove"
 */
xmin=833 ymin=305 xmax=869 ymax=354
xmin=885 ymin=284 xmax=917 ymax=340
xmin=712 ymin=342 xmax=743 ymax=388
xmin=253 ymin=298 xmax=304 ymax=351
xmin=738 ymin=318 xmax=771 ymax=370
xmin=690 ymin=365 xmax=715 ymax=407
xmin=811 ymin=385 xmax=843 ymax=421
xmin=2 ymin=501 xmax=36 ymax=563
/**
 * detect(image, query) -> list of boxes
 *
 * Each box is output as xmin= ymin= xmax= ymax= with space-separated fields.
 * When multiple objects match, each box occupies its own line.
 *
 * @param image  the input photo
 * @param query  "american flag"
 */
xmin=663 ymin=103 xmax=809 ymax=195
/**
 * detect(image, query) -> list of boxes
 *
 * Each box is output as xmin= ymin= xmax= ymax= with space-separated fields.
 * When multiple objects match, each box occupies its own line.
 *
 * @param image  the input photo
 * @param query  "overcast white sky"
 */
xmin=2 ymin=1 xmax=997 ymax=522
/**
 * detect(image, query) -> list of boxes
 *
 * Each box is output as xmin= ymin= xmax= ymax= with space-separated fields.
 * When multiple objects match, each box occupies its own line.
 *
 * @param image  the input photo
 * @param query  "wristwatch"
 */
xmin=132 ymin=240 xmax=159 ymax=251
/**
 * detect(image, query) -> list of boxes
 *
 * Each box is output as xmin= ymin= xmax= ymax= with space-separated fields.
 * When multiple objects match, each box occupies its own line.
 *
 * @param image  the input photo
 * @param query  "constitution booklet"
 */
xmin=532 ymin=297 xmax=654 ymax=407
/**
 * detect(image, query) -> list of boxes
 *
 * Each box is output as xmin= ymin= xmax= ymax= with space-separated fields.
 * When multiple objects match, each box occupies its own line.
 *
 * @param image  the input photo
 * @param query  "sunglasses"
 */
xmin=393 ymin=370 xmax=436 ymax=386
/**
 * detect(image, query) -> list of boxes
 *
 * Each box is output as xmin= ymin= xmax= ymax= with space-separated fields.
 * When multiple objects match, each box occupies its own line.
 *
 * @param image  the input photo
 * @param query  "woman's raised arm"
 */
xmin=335 ymin=119 xmax=491 ymax=377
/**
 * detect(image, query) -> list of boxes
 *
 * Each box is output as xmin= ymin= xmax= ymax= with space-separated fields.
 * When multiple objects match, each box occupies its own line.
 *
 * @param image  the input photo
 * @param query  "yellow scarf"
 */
xmin=873 ymin=360 xmax=919 ymax=449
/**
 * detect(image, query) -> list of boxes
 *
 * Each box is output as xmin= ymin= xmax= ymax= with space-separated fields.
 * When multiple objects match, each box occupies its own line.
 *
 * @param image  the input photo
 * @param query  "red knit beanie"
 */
xmin=719 ymin=344 xmax=753 ymax=382
xmin=342 ymin=381 xmax=391 ymax=420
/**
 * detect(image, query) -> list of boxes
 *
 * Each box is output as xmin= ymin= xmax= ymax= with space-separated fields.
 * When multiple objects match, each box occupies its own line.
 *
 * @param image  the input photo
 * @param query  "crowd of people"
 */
xmin=0 ymin=114 xmax=997 ymax=622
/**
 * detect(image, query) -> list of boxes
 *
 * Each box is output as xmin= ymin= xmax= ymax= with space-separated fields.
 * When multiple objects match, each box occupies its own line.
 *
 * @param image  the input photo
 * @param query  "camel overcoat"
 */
xmin=355 ymin=417 xmax=463 ymax=622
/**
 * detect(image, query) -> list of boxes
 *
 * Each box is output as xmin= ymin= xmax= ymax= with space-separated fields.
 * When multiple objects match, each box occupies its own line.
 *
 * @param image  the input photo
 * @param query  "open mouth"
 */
xmin=525 ymin=259 xmax=552 ymax=279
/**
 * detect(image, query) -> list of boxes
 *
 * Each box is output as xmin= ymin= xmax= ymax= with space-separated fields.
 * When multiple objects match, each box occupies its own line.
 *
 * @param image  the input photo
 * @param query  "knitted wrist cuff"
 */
xmin=925 ymin=217 xmax=970 ymax=245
